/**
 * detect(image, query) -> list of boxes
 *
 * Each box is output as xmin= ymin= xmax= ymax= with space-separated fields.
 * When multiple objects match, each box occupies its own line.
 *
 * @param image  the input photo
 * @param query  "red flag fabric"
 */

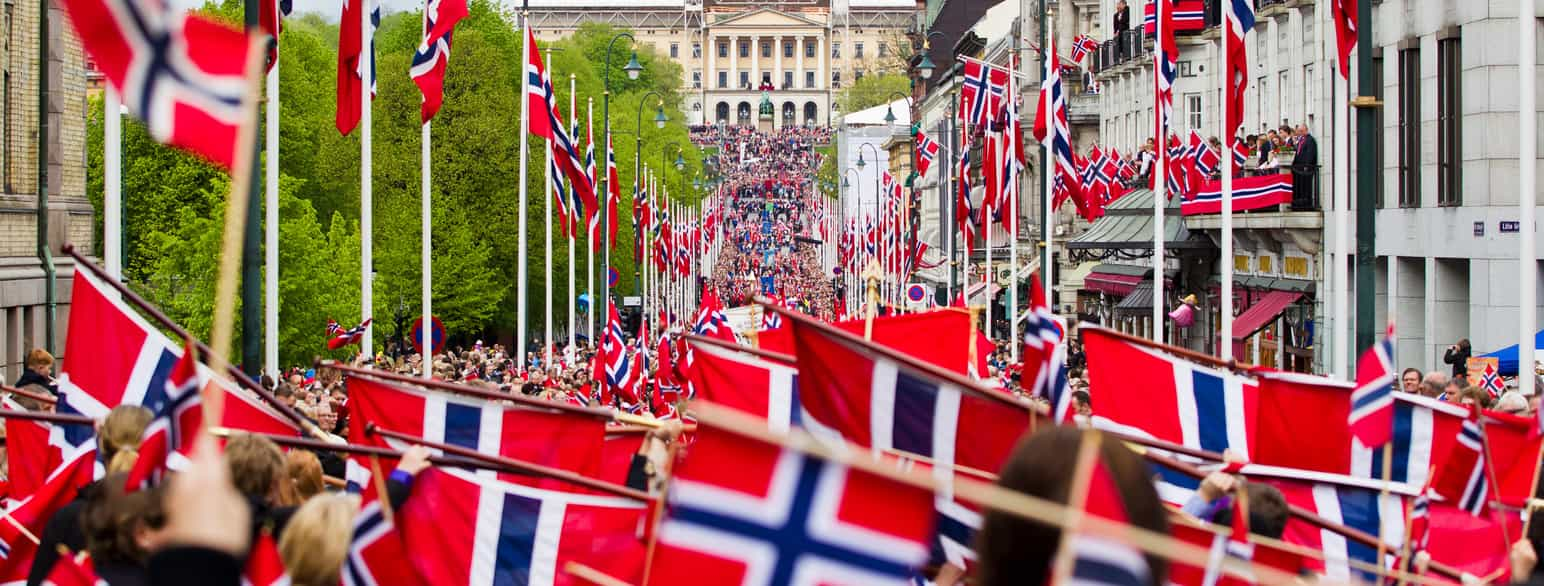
xmin=758 ymin=309 xmax=995 ymax=378
xmin=243 ymin=530 xmax=289 ymax=586
xmin=1330 ymin=0 xmax=1358 ymax=78
xmin=124 ymin=338 xmax=207 ymax=491
xmin=687 ymin=341 xmax=800 ymax=433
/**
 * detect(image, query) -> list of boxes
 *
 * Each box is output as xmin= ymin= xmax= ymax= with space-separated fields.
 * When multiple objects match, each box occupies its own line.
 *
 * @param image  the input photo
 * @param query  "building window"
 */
xmin=761 ymin=41 xmax=771 ymax=58
xmin=718 ymin=70 xmax=727 ymax=88
xmin=739 ymin=71 xmax=749 ymax=88
xmin=692 ymin=43 xmax=701 ymax=58
xmin=692 ymin=70 xmax=701 ymax=88
xmin=1397 ymin=47 xmax=1421 ymax=207
xmin=670 ymin=43 xmax=679 ymax=58
xmin=878 ymin=42 xmax=888 ymax=57
xmin=1437 ymin=38 xmax=1461 ymax=206
xmin=718 ymin=42 xmax=727 ymax=58
xmin=832 ymin=71 xmax=841 ymax=88
xmin=855 ymin=42 xmax=864 ymax=59
xmin=855 ymin=69 xmax=864 ymax=80
xmin=832 ymin=42 xmax=841 ymax=58
xmin=739 ymin=42 xmax=749 ymax=58
xmin=1186 ymin=93 xmax=1202 ymax=132
xmin=1303 ymin=64 xmax=1315 ymax=124
xmin=806 ymin=42 xmax=815 ymax=58
xmin=806 ymin=71 xmax=815 ymax=88
xmin=1256 ymin=76 xmax=1268 ymax=131
xmin=784 ymin=41 xmax=793 ymax=58
xmin=1277 ymin=70 xmax=1289 ymax=125
xmin=784 ymin=71 xmax=793 ymax=88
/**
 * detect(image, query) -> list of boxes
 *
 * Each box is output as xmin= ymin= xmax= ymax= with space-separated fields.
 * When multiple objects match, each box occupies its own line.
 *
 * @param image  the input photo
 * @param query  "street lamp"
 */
xmin=632 ymin=90 xmax=665 ymax=316
xmin=913 ymin=32 xmax=945 ymax=80
xmin=674 ymin=152 xmax=686 ymax=171
xmin=653 ymin=105 xmax=667 ymax=129
xmin=599 ymin=31 xmax=640 ymax=340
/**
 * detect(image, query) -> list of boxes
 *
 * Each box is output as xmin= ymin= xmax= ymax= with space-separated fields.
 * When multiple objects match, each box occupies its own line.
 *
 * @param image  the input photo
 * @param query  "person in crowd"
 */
xmin=1113 ymin=0 xmax=1130 ymax=35
xmin=1445 ymin=377 xmax=1476 ymax=404
xmin=16 ymin=348 xmax=57 ymax=395
xmin=225 ymin=433 xmax=298 ymax=538
xmin=278 ymin=450 xmax=325 ymax=507
xmin=1421 ymin=371 xmax=1449 ymax=399
xmin=1401 ymin=368 xmax=1423 ymax=394
xmin=1443 ymin=338 xmax=1472 ymax=378
xmin=79 ymin=474 xmax=168 ymax=585
xmin=29 ymin=405 xmax=153 ymax=585
xmin=1182 ymin=463 xmax=1290 ymax=540
xmin=276 ymin=493 xmax=358 ymax=586
xmin=975 ymin=427 xmax=1168 ymax=586
xmin=1496 ymin=391 xmax=1529 ymax=415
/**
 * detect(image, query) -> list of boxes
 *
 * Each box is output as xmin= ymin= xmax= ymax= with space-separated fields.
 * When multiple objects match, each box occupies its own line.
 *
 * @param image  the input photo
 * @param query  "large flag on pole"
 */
xmin=60 ymin=0 xmax=258 ymax=168
xmin=336 ymin=0 xmax=378 ymax=134
xmin=1330 ymin=0 xmax=1358 ymax=78
xmin=524 ymin=29 xmax=597 ymax=214
xmin=605 ymin=134 xmax=620 ymax=249
xmin=408 ymin=0 xmax=468 ymax=123
xmin=1224 ymin=0 xmax=1256 ymax=139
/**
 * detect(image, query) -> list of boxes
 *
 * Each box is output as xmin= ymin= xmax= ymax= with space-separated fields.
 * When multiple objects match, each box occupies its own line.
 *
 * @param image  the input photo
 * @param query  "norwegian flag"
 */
xmin=603 ymin=134 xmax=621 ymax=250
xmin=525 ymin=29 xmax=597 ymax=213
xmin=342 ymin=499 xmax=417 ymax=586
xmin=1190 ymin=131 xmax=1220 ymax=179
xmin=123 ymin=338 xmax=206 ymax=491
xmin=915 ymin=130 xmax=940 ymax=179
xmin=688 ymin=342 xmax=801 ymax=433
xmin=327 ymin=318 xmax=372 ymax=350
xmin=407 ymin=0 xmax=467 ymax=123
xmin=651 ymin=420 xmax=936 ymax=585
xmin=344 ymin=375 xmax=606 ymax=487
xmin=1225 ymin=0 xmax=1256 ymax=140
xmin=955 ymin=132 xmax=977 ymax=253
xmin=1231 ymin=136 xmax=1250 ymax=168
xmin=1063 ymin=448 xmax=1152 ymax=585
xmin=1034 ymin=32 xmax=1083 ymax=223
xmin=0 ymin=449 xmax=97 ymax=581
xmin=550 ymin=143 xmax=578 ymax=239
xmin=959 ymin=60 xmax=992 ymax=127
xmin=258 ymin=0 xmax=291 ymax=72
xmin=1431 ymin=414 xmax=1491 ymax=516
xmin=1478 ymin=362 xmax=1505 ymax=398
xmin=1021 ymin=273 xmax=1071 ymax=422
xmin=601 ymin=303 xmax=639 ymax=403
xmin=244 ymin=530 xmax=291 ymax=586
xmin=398 ymin=468 xmax=647 ymax=585
xmin=693 ymin=289 xmax=736 ymax=343
xmin=1408 ymin=488 xmax=1432 ymax=553
xmin=336 ymin=0 xmax=379 ymax=135
xmin=4 ymin=396 xmax=62 ymax=503
xmin=1331 ymin=0 xmax=1358 ymax=78
xmin=1154 ymin=0 xmax=1179 ymax=195
xmin=1070 ymin=34 xmax=1100 ymax=64
xmin=60 ymin=0 xmax=257 ymax=169
xmin=1348 ymin=323 xmax=1397 ymax=448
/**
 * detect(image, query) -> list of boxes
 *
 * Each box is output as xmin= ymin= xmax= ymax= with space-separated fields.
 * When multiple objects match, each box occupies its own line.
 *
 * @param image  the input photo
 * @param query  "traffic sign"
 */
xmin=410 ymin=316 xmax=445 ymax=355
xmin=607 ymin=267 xmax=620 ymax=287
xmin=906 ymin=283 xmax=929 ymax=304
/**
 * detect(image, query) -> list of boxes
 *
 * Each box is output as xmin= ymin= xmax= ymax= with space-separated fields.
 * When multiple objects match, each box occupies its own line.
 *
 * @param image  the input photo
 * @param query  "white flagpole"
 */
xmin=985 ymin=200 xmax=994 ymax=333
xmin=104 ymin=88 xmax=121 ymax=282
xmin=1152 ymin=1 xmax=1167 ymax=344
xmin=518 ymin=15 xmax=529 ymax=371
xmin=568 ymin=74 xmax=576 ymax=354
xmin=544 ymin=49 xmax=554 ymax=370
xmin=1220 ymin=0 xmax=1234 ymax=361
xmin=1332 ymin=65 xmax=1350 ymax=378
xmin=586 ymin=97 xmax=595 ymax=344
xmin=643 ymin=167 xmax=650 ymax=333
xmin=420 ymin=119 xmax=432 ymax=380
xmin=360 ymin=0 xmax=374 ymax=357
xmin=1008 ymin=54 xmax=1020 ymax=361
xmin=1518 ymin=0 xmax=1536 ymax=397
xmin=265 ymin=21 xmax=280 ymax=374
xmin=1041 ymin=35 xmax=1053 ymax=313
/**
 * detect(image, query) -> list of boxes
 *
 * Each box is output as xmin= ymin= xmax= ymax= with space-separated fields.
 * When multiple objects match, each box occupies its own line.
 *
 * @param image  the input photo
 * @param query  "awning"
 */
xmin=1231 ymin=290 xmax=1304 ymax=340
xmin=1086 ymin=271 xmax=1144 ymax=296
xmin=964 ymin=281 xmax=1002 ymax=306
xmin=1113 ymin=281 xmax=1155 ymax=315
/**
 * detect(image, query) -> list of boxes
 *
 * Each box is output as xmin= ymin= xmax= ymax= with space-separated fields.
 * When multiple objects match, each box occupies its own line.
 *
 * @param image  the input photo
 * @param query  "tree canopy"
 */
xmin=87 ymin=2 xmax=707 ymax=365
xmin=834 ymin=72 xmax=911 ymax=116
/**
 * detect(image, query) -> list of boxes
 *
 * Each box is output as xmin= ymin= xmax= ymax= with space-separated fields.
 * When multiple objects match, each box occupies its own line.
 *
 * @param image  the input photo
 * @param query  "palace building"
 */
xmin=528 ymin=0 xmax=920 ymax=127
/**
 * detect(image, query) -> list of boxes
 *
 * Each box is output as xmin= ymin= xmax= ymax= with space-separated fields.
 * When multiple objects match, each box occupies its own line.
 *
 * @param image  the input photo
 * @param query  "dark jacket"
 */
xmin=27 ymin=497 xmax=87 ymax=586
xmin=14 ymin=368 xmax=57 ymax=396
xmin=1443 ymin=345 xmax=1471 ymax=378
xmin=147 ymin=547 xmax=240 ymax=586
xmin=1113 ymin=6 xmax=1130 ymax=34
xmin=1291 ymin=134 xmax=1319 ymax=175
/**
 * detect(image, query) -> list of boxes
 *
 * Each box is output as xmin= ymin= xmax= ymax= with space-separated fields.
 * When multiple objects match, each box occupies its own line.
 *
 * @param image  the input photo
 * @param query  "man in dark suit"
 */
xmin=1113 ymin=0 xmax=1130 ymax=59
xmin=1291 ymin=124 xmax=1319 ymax=209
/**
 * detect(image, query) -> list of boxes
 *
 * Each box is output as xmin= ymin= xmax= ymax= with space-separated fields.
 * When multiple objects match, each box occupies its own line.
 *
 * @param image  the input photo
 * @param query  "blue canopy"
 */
xmin=1480 ymin=329 xmax=1544 ymax=375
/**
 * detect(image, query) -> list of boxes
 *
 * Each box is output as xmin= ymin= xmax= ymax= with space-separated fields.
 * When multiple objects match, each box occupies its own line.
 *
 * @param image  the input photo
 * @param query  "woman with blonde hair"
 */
xmin=276 ymin=493 xmax=358 ymax=586
xmin=277 ymin=451 xmax=324 ymax=507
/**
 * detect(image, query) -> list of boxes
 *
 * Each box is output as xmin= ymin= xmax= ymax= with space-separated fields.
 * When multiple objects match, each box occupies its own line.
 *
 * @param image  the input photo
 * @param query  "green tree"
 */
xmin=835 ymin=72 xmax=911 ymax=114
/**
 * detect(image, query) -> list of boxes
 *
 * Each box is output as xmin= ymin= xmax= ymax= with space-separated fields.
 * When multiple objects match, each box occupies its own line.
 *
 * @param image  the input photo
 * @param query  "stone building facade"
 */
xmin=0 ymin=0 xmax=91 ymax=380
xmin=528 ymin=0 xmax=919 ymax=126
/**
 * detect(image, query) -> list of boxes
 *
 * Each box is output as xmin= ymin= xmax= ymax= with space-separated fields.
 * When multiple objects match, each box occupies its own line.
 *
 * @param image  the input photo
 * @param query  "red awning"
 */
xmin=1232 ymin=290 xmax=1304 ymax=340
xmin=1085 ymin=272 xmax=1144 ymax=296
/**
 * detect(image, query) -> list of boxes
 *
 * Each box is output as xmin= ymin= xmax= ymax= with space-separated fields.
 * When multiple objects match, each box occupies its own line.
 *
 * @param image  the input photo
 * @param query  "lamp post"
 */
xmin=842 ymin=167 xmax=863 ymax=316
xmin=600 ymin=31 xmax=642 ymax=338
xmin=856 ymin=141 xmax=883 ymax=302
xmin=884 ymin=90 xmax=915 ymax=307
xmin=632 ymin=90 xmax=665 ymax=329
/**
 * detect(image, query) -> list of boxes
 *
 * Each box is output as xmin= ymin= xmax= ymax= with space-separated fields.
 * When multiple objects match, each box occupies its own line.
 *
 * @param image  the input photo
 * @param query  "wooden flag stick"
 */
xmin=1045 ymin=430 xmax=1102 ymax=585
xmin=208 ymin=427 xmax=503 ymax=474
xmin=640 ymin=437 xmax=678 ymax=586
xmin=879 ymin=448 xmax=999 ymax=483
xmin=62 ymin=245 xmax=317 ymax=438
xmin=757 ymin=297 xmax=1041 ymax=414
xmin=682 ymin=333 xmax=794 ymax=364
xmin=320 ymin=361 xmax=614 ymax=421
xmin=689 ymin=402 xmax=1298 ymax=585
xmin=1475 ymin=416 xmax=1515 ymax=549
xmin=365 ymin=423 xmax=652 ymax=502
xmin=1077 ymin=323 xmax=1243 ymax=374
xmin=1376 ymin=442 xmax=1393 ymax=578
xmin=0 ymin=505 xmax=40 ymax=545
xmin=367 ymin=454 xmax=395 ymax=526
xmin=562 ymin=562 xmax=635 ymax=586
xmin=204 ymin=33 xmax=270 ymax=433
xmin=0 ymin=407 xmax=94 ymax=426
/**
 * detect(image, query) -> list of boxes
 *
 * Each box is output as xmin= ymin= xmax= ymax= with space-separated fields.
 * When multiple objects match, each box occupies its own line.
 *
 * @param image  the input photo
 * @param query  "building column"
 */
xmin=1424 ymin=256 xmax=1436 ymax=371
xmin=730 ymin=36 xmax=739 ymax=91
xmin=815 ymin=34 xmax=825 ymax=90
xmin=796 ymin=36 xmax=806 ymax=90
xmin=751 ymin=35 xmax=760 ymax=89
xmin=706 ymin=30 xmax=716 ymax=90
xmin=774 ymin=35 xmax=784 ymax=89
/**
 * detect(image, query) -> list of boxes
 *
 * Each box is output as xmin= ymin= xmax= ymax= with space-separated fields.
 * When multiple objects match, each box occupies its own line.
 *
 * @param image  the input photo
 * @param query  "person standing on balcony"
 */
xmin=1113 ymin=0 xmax=1130 ymax=35
xmin=1290 ymin=124 xmax=1318 ymax=209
